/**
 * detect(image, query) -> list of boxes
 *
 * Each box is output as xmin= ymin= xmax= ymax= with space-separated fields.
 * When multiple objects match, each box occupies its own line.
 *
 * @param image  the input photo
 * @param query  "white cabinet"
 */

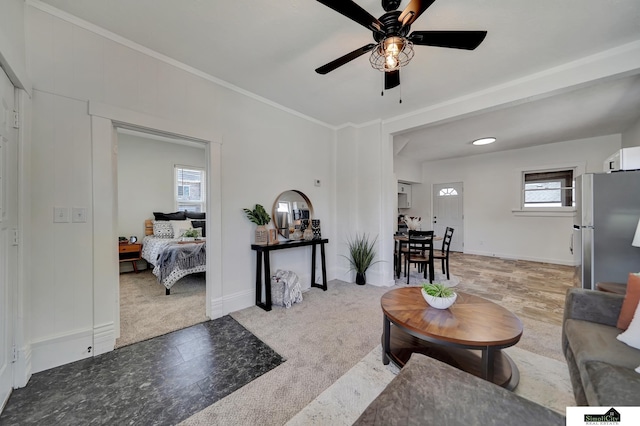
xmin=397 ymin=183 xmax=412 ymax=208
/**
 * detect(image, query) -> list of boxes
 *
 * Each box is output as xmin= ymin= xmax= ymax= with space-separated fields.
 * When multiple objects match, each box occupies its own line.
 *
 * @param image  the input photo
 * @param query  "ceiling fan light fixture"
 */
xmin=472 ymin=137 xmax=497 ymax=146
xmin=370 ymin=36 xmax=414 ymax=72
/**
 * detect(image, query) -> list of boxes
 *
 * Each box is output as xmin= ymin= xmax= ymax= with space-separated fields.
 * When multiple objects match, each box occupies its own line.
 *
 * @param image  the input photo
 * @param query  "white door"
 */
xmin=433 ymin=182 xmax=464 ymax=252
xmin=0 ymin=66 xmax=17 ymax=411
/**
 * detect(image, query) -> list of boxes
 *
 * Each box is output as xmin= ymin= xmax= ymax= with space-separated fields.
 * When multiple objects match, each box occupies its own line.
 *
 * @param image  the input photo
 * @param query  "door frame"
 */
xmin=89 ymin=101 xmax=223 ymax=356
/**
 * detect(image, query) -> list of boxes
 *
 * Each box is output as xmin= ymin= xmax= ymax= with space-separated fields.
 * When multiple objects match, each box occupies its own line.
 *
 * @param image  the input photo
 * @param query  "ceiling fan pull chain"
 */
xmin=399 ymin=84 xmax=402 ymax=104
xmin=381 ymin=72 xmax=385 ymax=96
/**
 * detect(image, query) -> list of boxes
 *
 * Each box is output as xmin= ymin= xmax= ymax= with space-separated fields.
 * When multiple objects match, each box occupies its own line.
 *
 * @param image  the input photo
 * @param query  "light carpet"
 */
xmin=180 ymin=274 xmax=574 ymax=425
xmin=116 ymin=270 xmax=207 ymax=348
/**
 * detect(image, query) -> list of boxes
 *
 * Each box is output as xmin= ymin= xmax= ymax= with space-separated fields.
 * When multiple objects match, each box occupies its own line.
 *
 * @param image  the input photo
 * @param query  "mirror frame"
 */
xmin=272 ymin=190 xmax=314 ymax=239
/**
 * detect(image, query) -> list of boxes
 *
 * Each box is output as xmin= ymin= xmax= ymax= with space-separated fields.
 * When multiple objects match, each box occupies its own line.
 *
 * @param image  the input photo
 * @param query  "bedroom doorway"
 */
xmin=115 ymin=129 xmax=209 ymax=348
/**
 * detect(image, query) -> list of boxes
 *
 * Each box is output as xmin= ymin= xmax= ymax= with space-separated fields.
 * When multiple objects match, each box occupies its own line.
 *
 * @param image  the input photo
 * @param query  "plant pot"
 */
xmin=255 ymin=225 xmax=268 ymax=245
xmin=421 ymin=288 xmax=457 ymax=309
xmin=355 ymin=272 xmax=366 ymax=285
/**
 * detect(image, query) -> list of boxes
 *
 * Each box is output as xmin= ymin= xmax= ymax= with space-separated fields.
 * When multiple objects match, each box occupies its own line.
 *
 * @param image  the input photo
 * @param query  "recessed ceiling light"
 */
xmin=472 ymin=137 xmax=496 ymax=146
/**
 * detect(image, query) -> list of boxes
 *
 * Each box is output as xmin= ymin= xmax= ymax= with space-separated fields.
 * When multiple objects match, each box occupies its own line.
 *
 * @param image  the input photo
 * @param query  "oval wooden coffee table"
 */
xmin=381 ymin=287 xmax=523 ymax=390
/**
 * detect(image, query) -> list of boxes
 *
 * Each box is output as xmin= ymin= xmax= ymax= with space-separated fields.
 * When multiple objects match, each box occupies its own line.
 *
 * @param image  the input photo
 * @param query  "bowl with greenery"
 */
xmin=421 ymin=283 xmax=457 ymax=309
xmin=181 ymin=228 xmax=200 ymax=241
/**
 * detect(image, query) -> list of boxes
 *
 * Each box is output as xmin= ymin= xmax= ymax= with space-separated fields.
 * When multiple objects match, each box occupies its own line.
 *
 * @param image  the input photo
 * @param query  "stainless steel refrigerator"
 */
xmin=573 ymin=171 xmax=640 ymax=289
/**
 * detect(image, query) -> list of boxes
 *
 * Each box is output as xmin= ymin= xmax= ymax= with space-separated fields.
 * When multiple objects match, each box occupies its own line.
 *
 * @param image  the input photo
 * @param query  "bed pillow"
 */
xmin=170 ymin=220 xmax=193 ymax=238
xmin=153 ymin=211 xmax=186 ymax=221
xmin=185 ymin=211 xmax=205 ymax=219
xmin=617 ymin=273 xmax=640 ymax=330
xmin=152 ymin=220 xmax=174 ymax=238
xmin=191 ymin=220 xmax=206 ymax=237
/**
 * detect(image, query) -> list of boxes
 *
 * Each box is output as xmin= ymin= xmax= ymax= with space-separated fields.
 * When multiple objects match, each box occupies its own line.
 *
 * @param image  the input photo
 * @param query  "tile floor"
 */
xmin=0 ymin=316 xmax=284 ymax=425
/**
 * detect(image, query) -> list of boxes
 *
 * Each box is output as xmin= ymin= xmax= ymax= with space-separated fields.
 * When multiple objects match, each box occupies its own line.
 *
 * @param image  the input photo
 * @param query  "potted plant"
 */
xmin=243 ymin=204 xmax=271 ymax=245
xmin=421 ymin=283 xmax=457 ymax=309
xmin=181 ymin=228 xmax=200 ymax=241
xmin=344 ymin=233 xmax=380 ymax=285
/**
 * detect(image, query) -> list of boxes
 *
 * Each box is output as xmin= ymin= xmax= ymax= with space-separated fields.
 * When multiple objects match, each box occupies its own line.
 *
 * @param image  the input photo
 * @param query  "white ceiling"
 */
xmin=37 ymin=0 xmax=640 ymax=162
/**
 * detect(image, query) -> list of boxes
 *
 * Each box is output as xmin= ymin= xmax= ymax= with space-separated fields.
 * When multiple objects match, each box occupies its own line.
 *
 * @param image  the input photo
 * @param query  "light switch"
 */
xmin=53 ymin=207 xmax=70 ymax=223
xmin=72 ymin=207 xmax=87 ymax=223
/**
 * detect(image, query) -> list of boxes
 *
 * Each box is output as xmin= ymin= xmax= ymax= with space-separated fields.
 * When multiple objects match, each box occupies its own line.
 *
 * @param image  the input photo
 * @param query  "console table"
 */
xmin=251 ymin=238 xmax=328 ymax=311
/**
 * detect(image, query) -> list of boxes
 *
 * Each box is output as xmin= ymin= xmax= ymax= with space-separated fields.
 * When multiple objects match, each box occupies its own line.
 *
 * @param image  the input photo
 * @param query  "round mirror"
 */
xmin=272 ymin=190 xmax=314 ymax=239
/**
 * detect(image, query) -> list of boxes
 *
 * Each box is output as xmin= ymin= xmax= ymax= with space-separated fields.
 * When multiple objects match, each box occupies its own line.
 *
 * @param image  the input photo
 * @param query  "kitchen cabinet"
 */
xmin=398 ymin=183 xmax=412 ymax=208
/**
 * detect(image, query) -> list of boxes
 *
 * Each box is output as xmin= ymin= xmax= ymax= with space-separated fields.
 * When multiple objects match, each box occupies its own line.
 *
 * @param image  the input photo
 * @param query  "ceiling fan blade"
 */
xmin=398 ymin=0 xmax=437 ymax=26
xmin=316 ymin=0 xmax=383 ymax=33
xmin=385 ymin=70 xmax=400 ymax=90
xmin=315 ymin=43 xmax=376 ymax=75
xmin=409 ymin=30 xmax=487 ymax=50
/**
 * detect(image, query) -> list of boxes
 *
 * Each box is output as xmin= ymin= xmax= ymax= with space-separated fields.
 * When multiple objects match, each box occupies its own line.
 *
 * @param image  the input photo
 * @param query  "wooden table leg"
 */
xmin=255 ymin=251 xmax=263 ymax=307
xmin=264 ymin=251 xmax=272 ymax=311
xmin=382 ymin=315 xmax=391 ymax=365
xmin=311 ymin=243 xmax=317 ymax=286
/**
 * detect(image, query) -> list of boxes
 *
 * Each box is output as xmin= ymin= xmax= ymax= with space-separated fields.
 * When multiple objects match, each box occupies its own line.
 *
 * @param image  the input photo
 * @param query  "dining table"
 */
xmin=394 ymin=233 xmax=443 ymax=279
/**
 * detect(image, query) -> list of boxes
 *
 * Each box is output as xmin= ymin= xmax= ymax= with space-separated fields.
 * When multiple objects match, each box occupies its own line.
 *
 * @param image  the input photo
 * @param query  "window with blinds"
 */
xmin=523 ymin=169 xmax=574 ymax=208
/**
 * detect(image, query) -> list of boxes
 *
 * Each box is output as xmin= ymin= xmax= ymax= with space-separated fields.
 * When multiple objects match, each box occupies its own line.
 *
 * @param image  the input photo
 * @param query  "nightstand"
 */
xmin=119 ymin=242 xmax=143 ymax=273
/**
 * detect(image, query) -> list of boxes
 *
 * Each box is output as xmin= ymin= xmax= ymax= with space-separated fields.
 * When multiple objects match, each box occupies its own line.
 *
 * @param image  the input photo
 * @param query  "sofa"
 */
xmin=562 ymin=287 xmax=640 ymax=406
xmin=353 ymin=353 xmax=564 ymax=425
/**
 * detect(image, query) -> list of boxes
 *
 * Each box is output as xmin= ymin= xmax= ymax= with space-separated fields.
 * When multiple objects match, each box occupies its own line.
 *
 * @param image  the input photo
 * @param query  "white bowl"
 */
xmin=421 ymin=288 xmax=457 ymax=309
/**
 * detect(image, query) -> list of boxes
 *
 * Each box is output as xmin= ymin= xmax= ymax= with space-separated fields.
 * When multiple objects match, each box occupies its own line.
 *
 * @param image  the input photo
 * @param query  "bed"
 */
xmin=141 ymin=217 xmax=206 ymax=294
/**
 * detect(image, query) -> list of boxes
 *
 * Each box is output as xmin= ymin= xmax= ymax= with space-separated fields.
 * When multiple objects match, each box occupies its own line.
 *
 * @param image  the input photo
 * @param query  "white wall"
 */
xmin=622 ymin=117 xmax=640 ymax=148
xmin=25 ymin=4 xmax=335 ymax=372
xmin=116 ymin=133 xmax=206 ymax=239
xmin=417 ymin=135 xmax=621 ymax=264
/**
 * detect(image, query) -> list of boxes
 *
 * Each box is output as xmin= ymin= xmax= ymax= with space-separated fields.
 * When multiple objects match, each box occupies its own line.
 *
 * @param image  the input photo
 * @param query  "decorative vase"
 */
xmin=291 ymin=227 xmax=303 ymax=240
xmin=255 ymin=225 xmax=268 ymax=245
xmin=303 ymin=228 xmax=314 ymax=241
xmin=355 ymin=272 xmax=366 ymax=285
xmin=421 ymin=288 xmax=457 ymax=309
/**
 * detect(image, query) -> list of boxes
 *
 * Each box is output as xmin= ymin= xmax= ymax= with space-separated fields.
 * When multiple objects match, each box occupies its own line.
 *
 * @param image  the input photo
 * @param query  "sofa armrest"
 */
xmin=563 ymin=288 xmax=624 ymax=326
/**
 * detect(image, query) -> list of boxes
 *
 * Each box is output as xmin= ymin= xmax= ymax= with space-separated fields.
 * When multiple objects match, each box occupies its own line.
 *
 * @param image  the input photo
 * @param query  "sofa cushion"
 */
xmin=353 ymin=353 xmax=564 ymax=426
xmin=617 ymin=298 xmax=640 ymax=350
xmin=565 ymin=319 xmax=640 ymax=371
xmin=585 ymin=361 xmax=640 ymax=406
xmin=617 ymin=273 xmax=640 ymax=330
xmin=565 ymin=318 xmax=640 ymax=405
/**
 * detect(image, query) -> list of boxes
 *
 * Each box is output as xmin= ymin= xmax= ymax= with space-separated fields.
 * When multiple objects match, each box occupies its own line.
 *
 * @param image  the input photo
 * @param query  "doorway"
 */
xmin=432 ymin=182 xmax=464 ymax=252
xmin=0 ymin=67 xmax=17 ymax=409
xmin=115 ymin=129 xmax=209 ymax=347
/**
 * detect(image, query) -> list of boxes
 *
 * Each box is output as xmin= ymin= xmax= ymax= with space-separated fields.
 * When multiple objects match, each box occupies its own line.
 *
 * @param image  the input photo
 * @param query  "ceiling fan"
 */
xmin=315 ymin=0 xmax=487 ymax=91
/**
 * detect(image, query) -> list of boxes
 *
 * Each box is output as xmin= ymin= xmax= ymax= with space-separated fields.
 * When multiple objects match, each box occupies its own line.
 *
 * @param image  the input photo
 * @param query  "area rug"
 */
xmin=117 ymin=270 xmax=207 ymax=348
xmin=287 ymin=344 xmax=573 ymax=425
xmin=180 ymin=268 xmax=575 ymax=425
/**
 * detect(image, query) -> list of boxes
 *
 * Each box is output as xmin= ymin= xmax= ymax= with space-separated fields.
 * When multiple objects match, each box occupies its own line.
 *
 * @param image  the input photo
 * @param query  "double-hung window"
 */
xmin=175 ymin=165 xmax=205 ymax=212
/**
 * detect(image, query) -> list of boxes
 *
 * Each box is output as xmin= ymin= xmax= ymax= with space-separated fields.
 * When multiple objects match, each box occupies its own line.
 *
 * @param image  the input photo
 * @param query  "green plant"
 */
xmin=422 ymin=283 xmax=455 ymax=298
xmin=343 ymin=233 xmax=380 ymax=274
xmin=243 ymin=204 xmax=271 ymax=226
xmin=182 ymin=228 xmax=200 ymax=238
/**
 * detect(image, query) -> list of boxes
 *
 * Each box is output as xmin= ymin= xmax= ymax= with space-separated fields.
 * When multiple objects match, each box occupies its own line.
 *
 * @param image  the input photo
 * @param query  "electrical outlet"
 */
xmin=53 ymin=207 xmax=70 ymax=223
xmin=72 ymin=207 xmax=87 ymax=223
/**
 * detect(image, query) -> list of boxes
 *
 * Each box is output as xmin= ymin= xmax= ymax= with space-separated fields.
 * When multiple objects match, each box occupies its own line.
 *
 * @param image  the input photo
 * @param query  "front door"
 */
xmin=0 ymin=66 xmax=17 ymax=411
xmin=432 ymin=182 xmax=464 ymax=252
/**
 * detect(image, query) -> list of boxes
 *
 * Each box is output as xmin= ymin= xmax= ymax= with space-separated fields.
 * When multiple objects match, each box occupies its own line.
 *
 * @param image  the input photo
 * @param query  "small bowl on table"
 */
xmin=421 ymin=288 xmax=457 ymax=309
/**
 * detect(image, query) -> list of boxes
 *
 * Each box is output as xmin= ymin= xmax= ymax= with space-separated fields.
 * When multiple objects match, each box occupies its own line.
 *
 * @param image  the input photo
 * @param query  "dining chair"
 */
xmin=433 ymin=227 xmax=454 ymax=280
xmin=404 ymin=230 xmax=434 ymax=284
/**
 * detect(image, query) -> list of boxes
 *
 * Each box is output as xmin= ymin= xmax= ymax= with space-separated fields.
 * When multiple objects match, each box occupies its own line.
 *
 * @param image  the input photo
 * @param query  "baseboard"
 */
xmin=221 ymin=288 xmax=254 ymax=316
xmin=31 ymin=328 xmax=93 ymax=374
xmin=463 ymin=250 xmax=575 ymax=266
xmin=12 ymin=345 xmax=32 ymax=388
xmin=93 ymin=322 xmax=116 ymax=356
xmin=210 ymin=296 xmax=224 ymax=319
